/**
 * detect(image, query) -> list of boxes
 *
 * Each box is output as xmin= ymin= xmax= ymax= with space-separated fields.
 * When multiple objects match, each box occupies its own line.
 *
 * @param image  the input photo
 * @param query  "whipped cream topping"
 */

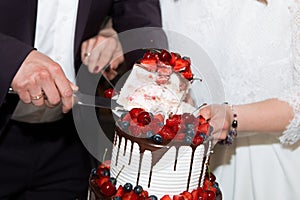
xmin=116 ymin=64 xmax=195 ymax=116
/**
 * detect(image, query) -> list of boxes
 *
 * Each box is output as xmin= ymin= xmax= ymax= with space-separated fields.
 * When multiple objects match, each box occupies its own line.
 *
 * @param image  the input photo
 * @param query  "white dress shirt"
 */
xmin=12 ymin=0 xmax=79 ymax=123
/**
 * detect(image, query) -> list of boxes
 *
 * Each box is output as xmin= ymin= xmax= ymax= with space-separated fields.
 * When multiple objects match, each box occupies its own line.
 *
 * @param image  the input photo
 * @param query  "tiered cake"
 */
xmin=90 ymin=49 xmax=222 ymax=200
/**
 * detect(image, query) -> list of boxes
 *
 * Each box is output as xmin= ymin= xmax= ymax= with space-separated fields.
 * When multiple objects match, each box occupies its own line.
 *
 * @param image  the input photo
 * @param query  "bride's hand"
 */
xmin=199 ymin=104 xmax=233 ymax=144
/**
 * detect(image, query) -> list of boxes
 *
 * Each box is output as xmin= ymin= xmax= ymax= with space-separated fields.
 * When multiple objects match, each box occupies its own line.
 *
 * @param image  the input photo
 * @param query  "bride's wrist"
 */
xmin=219 ymin=103 xmax=238 ymax=144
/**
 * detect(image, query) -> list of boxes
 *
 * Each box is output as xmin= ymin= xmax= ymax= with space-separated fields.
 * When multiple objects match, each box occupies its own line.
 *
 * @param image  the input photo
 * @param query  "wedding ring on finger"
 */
xmin=30 ymin=93 xmax=44 ymax=101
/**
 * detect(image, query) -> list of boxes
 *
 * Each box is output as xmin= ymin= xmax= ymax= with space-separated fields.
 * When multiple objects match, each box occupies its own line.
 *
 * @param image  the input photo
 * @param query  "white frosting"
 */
xmin=110 ymin=135 xmax=207 ymax=198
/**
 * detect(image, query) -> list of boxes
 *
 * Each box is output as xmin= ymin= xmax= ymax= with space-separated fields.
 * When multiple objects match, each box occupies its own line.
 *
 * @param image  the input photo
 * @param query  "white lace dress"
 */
xmin=160 ymin=0 xmax=300 ymax=199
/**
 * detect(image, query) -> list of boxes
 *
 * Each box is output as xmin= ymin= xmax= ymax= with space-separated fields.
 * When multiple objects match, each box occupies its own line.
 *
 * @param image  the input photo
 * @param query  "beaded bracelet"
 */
xmin=218 ymin=103 xmax=238 ymax=145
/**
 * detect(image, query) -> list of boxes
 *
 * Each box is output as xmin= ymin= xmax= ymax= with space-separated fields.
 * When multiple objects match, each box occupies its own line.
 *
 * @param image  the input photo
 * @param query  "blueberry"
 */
xmin=123 ymin=182 xmax=133 ymax=192
xmin=186 ymin=129 xmax=195 ymax=136
xmin=133 ymin=185 xmax=143 ymax=194
xmin=199 ymin=132 xmax=207 ymax=140
xmin=120 ymin=121 xmax=130 ymax=130
xmin=184 ymin=135 xmax=193 ymax=144
xmin=186 ymin=123 xmax=195 ymax=130
xmin=148 ymin=195 xmax=158 ymax=200
xmin=90 ymin=168 xmax=98 ymax=178
xmin=110 ymin=177 xmax=117 ymax=185
xmin=146 ymin=130 xmax=154 ymax=138
xmin=113 ymin=197 xmax=122 ymax=200
xmin=152 ymin=134 xmax=163 ymax=144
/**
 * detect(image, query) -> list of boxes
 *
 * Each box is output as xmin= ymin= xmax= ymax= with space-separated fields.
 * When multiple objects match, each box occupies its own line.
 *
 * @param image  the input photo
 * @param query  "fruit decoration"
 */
xmin=90 ymin=161 xmax=222 ymax=200
xmin=140 ymin=49 xmax=194 ymax=81
xmin=104 ymin=88 xmax=115 ymax=98
xmin=117 ymin=108 xmax=212 ymax=146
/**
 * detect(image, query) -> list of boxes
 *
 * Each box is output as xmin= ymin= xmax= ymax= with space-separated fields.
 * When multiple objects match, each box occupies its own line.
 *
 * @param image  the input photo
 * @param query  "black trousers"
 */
xmin=0 ymin=115 xmax=92 ymax=200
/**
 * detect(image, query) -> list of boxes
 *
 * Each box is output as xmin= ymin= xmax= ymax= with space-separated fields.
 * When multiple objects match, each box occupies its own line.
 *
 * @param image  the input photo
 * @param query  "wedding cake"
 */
xmin=89 ymin=49 xmax=222 ymax=200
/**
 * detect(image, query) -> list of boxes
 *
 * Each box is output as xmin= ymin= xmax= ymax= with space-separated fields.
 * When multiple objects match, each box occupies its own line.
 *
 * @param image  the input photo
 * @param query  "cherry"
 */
xmin=192 ymin=135 xmax=204 ymax=146
xmin=104 ymin=88 xmax=114 ymax=98
xmin=206 ymin=172 xmax=216 ymax=182
xmin=129 ymin=108 xmax=144 ymax=119
xmin=100 ymin=181 xmax=117 ymax=197
xmin=137 ymin=111 xmax=152 ymax=125
xmin=143 ymin=51 xmax=156 ymax=60
xmin=97 ymin=167 xmax=110 ymax=177
xmin=159 ymin=49 xmax=172 ymax=63
xmin=206 ymin=190 xmax=216 ymax=200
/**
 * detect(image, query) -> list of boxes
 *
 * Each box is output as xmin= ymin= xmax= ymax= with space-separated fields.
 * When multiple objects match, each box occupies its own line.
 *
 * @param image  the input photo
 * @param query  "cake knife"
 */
xmin=8 ymin=88 xmax=119 ymax=110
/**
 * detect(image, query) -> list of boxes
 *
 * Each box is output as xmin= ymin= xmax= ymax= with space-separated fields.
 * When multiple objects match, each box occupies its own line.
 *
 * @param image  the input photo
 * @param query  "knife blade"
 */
xmin=8 ymin=88 xmax=120 ymax=109
xmin=73 ymin=91 xmax=119 ymax=109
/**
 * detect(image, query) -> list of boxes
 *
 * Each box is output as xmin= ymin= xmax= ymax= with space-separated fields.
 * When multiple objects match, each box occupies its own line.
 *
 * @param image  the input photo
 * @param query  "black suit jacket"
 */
xmin=0 ymin=0 xmax=164 ymax=132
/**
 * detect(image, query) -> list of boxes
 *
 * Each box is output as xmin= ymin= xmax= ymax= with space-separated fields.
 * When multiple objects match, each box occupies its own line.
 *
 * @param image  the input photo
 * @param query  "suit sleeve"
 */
xmin=0 ymin=33 xmax=34 ymax=106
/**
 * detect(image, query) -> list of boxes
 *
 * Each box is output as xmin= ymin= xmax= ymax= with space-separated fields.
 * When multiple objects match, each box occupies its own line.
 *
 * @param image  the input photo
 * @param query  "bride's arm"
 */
xmin=232 ymin=99 xmax=294 ymax=133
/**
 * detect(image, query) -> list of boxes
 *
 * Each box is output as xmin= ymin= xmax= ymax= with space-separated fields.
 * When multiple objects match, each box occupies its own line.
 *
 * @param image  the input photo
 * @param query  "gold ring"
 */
xmin=84 ymin=52 xmax=91 ymax=57
xmin=31 ymin=93 xmax=43 ymax=100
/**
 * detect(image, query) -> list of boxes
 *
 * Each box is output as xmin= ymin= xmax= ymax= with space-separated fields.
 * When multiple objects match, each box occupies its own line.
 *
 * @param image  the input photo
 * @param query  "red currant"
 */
xmin=104 ymin=88 xmax=114 ymax=98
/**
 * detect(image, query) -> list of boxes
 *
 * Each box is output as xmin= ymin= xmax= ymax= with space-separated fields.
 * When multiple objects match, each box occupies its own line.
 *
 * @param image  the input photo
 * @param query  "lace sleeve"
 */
xmin=279 ymin=1 xmax=300 ymax=144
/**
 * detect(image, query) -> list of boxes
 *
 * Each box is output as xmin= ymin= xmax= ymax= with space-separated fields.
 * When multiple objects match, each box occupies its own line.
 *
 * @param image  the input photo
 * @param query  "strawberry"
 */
xmin=181 ymin=70 xmax=193 ymax=80
xmin=158 ymin=126 xmax=176 ymax=140
xmin=191 ymin=189 xmax=199 ymax=200
xmin=115 ymin=185 xmax=125 ymax=197
xmin=160 ymin=195 xmax=172 ymax=200
xmin=173 ymin=195 xmax=184 ymax=200
xmin=104 ymin=88 xmax=114 ymax=98
xmin=198 ymin=115 xmax=207 ymax=124
xmin=169 ymin=52 xmax=181 ymax=66
xmin=166 ymin=114 xmax=181 ymax=127
xmin=180 ymin=191 xmax=193 ymax=200
xmin=173 ymin=59 xmax=189 ymax=72
xmin=197 ymin=123 xmax=210 ymax=135
xmin=122 ymin=190 xmax=139 ymax=200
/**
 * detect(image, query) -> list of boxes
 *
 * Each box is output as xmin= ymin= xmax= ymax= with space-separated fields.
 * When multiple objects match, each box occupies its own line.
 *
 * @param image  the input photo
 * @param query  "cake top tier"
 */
xmin=112 ymin=49 xmax=211 ymax=147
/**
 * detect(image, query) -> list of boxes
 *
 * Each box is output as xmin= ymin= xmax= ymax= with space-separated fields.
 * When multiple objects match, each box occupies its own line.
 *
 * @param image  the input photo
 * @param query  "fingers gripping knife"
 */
xmin=8 ymin=88 xmax=119 ymax=110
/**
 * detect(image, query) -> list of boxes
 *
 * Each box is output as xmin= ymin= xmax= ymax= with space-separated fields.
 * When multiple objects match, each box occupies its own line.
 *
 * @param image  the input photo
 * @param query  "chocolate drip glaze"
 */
xmin=114 ymin=126 xmax=208 ymax=190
